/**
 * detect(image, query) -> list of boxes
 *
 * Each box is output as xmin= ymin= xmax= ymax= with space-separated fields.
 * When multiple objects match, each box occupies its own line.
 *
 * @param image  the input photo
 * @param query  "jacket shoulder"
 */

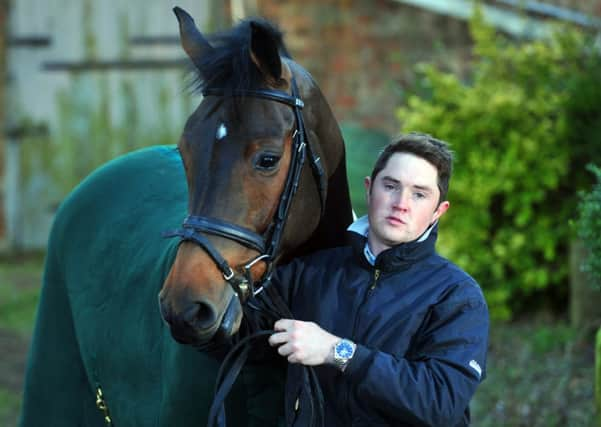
xmin=428 ymin=255 xmax=486 ymax=305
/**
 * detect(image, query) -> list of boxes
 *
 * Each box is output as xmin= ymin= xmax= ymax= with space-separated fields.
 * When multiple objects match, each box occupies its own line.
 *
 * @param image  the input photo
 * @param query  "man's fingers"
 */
xmin=269 ymin=336 xmax=302 ymax=362
xmin=268 ymin=331 xmax=288 ymax=347
xmin=277 ymin=342 xmax=294 ymax=357
xmin=279 ymin=344 xmax=303 ymax=364
xmin=273 ymin=318 xmax=294 ymax=332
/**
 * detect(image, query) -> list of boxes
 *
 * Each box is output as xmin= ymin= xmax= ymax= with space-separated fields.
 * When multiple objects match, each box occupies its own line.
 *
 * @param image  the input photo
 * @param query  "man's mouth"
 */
xmin=386 ymin=216 xmax=406 ymax=225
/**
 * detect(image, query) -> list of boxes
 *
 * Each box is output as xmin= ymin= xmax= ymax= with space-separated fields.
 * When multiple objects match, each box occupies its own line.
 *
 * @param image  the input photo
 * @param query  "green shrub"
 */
xmin=576 ymin=164 xmax=601 ymax=288
xmin=397 ymin=10 xmax=601 ymax=319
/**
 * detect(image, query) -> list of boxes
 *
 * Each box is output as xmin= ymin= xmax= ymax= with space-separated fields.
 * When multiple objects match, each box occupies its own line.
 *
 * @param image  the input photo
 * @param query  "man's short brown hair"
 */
xmin=370 ymin=132 xmax=454 ymax=203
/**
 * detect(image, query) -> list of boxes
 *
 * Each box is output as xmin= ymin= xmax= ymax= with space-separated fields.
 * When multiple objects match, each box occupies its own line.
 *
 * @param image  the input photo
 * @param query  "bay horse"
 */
xmin=20 ymin=6 xmax=352 ymax=427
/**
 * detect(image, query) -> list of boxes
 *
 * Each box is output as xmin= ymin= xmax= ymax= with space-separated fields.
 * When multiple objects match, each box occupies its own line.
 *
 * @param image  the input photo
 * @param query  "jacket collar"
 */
xmin=347 ymin=215 xmax=438 ymax=272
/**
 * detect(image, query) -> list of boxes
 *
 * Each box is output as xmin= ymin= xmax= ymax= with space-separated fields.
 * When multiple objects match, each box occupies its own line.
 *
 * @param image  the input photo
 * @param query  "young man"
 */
xmin=265 ymin=132 xmax=489 ymax=426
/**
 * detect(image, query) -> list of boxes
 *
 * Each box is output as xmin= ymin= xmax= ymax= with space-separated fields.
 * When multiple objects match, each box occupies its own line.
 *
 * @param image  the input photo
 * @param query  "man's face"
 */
xmin=365 ymin=152 xmax=449 ymax=255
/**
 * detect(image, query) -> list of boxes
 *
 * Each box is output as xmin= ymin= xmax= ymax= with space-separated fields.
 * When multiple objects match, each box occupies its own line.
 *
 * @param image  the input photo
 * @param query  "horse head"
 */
xmin=159 ymin=7 xmax=352 ymax=347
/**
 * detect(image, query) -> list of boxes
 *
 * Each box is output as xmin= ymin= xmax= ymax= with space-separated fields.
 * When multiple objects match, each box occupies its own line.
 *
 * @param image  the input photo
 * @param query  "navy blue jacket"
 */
xmin=267 ymin=224 xmax=489 ymax=426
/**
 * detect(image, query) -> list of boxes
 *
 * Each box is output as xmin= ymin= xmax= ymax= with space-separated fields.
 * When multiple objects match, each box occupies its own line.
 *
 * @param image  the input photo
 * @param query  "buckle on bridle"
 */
xmin=243 ymin=254 xmax=271 ymax=297
xmin=222 ymin=266 xmax=235 ymax=281
xmin=225 ymin=254 xmax=271 ymax=302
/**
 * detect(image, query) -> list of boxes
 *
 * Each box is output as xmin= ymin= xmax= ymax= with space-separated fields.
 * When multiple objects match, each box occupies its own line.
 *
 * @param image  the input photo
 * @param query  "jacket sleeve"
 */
xmin=343 ymin=282 xmax=489 ymax=427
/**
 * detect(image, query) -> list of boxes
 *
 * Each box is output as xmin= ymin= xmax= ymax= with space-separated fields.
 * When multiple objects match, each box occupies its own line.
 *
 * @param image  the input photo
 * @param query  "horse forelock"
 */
xmin=189 ymin=18 xmax=290 ymax=97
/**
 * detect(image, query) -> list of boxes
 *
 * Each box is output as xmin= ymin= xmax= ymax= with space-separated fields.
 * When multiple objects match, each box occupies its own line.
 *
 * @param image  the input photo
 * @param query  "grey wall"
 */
xmin=6 ymin=0 xmax=210 ymax=249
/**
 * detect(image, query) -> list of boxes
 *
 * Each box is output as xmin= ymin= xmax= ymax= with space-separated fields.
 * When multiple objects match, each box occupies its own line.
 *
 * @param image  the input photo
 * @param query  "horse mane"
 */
xmin=190 ymin=18 xmax=291 ymax=95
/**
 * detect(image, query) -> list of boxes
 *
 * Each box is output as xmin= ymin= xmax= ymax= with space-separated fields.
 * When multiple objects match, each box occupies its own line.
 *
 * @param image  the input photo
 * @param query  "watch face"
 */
xmin=336 ymin=341 xmax=354 ymax=359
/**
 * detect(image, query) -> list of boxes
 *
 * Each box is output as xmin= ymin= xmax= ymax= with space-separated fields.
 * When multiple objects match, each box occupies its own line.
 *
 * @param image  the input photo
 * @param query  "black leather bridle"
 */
xmin=164 ymin=76 xmax=327 ymax=303
xmin=164 ymin=76 xmax=327 ymax=427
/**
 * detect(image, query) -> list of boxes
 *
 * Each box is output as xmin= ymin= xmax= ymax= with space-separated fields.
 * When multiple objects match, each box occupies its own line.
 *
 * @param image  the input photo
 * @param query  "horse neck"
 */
xmin=278 ymin=66 xmax=354 ymax=262
xmin=284 ymin=151 xmax=353 ymax=262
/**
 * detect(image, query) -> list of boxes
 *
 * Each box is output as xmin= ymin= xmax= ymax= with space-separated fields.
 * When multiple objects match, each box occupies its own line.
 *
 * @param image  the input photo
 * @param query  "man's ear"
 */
xmin=432 ymin=200 xmax=450 ymax=223
xmin=364 ymin=176 xmax=371 ymax=202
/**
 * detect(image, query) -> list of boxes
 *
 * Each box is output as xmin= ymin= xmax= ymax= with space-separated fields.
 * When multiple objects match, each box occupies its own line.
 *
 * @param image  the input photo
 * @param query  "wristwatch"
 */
xmin=333 ymin=338 xmax=356 ymax=372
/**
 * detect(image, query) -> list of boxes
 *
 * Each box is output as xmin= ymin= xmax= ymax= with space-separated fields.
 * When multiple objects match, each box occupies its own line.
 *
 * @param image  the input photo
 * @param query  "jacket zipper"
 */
xmin=351 ymin=268 xmax=380 ymax=337
xmin=369 ymin=269 xmax=381 ymax=293
xmin=344 ymin=268 xmax=381 ymax=424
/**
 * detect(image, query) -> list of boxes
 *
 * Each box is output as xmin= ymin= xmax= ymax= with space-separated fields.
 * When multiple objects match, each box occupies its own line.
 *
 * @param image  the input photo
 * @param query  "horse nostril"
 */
xmin=183 ymin=300 xmax=218 ymax=330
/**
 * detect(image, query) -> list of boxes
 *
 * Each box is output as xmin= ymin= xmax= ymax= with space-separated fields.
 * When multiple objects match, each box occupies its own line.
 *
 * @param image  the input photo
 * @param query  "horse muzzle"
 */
xmin=159 ymin=290 xmax=243 ymax=346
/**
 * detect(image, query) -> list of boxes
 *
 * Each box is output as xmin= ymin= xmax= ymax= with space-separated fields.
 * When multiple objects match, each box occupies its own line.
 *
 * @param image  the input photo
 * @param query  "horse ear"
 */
xmin=250 ymin=21 xmax=282 ymax=82
xmin=173 ymin=7 xmax=213 ymax=68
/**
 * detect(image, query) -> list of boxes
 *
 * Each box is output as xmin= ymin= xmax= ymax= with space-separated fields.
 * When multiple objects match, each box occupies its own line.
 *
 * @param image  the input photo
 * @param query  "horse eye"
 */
xmin=255 ymin=153 xmax=281 ymax=171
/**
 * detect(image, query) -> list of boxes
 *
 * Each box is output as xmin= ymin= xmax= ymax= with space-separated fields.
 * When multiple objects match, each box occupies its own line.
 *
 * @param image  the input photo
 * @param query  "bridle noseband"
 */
xmin=164 ymin=77 xmax=326 ymax=302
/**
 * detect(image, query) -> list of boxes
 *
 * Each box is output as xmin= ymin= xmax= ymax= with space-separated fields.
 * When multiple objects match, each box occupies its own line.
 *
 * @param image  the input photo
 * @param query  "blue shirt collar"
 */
xmin=347 ymin=215 xmax=437 ymax=265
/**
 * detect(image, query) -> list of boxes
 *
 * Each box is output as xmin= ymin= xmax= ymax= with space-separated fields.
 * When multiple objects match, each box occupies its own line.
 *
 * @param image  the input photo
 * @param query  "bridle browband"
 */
xmin=163 ymin=76 xmax=327 ymax=302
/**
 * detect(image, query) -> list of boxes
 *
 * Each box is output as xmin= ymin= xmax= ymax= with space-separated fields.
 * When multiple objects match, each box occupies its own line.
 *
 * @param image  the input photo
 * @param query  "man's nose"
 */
xmin=392 ymin=190 xmax=410 ymax=210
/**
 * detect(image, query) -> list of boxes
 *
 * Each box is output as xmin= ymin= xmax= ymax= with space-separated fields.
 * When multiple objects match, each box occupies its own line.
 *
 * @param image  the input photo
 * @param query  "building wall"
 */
xmin=5 ymin=0 xmax=209 ymax=249
xmin=4 ymin=0 xmax=601 ymax=250
xmin=258 ymin=0 xmax=472 ymax=134
xmin=256 ymin=0 xmax=601 ymax=134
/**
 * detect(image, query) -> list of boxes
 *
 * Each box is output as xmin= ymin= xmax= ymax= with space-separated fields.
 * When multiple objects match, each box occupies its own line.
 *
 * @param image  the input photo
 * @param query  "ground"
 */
xmin=0 ymin=254 xmax=597 ymax=426
xmin=472 ymin=318 xmax=595 ymax=426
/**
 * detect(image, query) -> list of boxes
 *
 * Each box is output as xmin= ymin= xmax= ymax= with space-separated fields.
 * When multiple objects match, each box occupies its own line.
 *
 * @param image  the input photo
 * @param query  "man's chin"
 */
xmin=372 ymin=228 xmax=413 ymax=247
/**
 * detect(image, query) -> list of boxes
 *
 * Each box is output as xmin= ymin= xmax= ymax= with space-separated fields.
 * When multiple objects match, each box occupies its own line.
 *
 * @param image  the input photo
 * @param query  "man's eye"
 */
xmin=384 ymin=184 xmax=396 ymax=190
xmin=414 ymin=192 xmax=426 ymax=199
xmin=255 ymin=153 xmax=281 ymax=171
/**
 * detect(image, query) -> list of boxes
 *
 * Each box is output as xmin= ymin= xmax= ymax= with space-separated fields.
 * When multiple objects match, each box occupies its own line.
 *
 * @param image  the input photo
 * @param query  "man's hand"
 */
xmin=268 ymin=319 xmax=340 ymax=366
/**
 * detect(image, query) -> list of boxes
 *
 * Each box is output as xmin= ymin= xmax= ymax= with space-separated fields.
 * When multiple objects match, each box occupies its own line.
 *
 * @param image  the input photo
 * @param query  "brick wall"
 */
xmin=257 ymin=0 xmax=601 ymax=134
xmin=257 ymin=0 xmax=473 ymax=134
